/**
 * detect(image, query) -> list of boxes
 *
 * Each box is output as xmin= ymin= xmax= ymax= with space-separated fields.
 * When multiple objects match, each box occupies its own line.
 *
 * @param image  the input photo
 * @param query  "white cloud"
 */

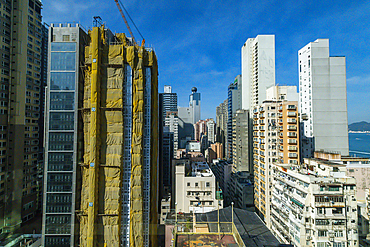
xmin=347 ymin=75 xmax=370 ymax=85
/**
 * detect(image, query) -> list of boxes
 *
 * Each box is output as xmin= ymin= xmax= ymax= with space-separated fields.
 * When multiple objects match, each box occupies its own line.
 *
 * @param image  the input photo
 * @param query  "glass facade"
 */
xmin=43 ymin=31 xmax=79 ymax=247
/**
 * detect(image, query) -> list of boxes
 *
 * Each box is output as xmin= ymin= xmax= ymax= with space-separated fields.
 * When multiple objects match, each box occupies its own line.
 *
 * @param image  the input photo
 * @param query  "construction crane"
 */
xmin=113 ymin=0 xmax=145 ymax=46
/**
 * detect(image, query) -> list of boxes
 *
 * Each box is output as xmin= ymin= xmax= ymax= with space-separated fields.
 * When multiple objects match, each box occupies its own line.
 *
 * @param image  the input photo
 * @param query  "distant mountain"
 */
xmin=348 ymin=121 xmax=370 ymax=131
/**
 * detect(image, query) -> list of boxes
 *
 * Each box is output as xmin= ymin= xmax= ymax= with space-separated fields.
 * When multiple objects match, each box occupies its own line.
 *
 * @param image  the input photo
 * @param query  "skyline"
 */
xmin=43 ymin=0 xmax=370 ymax=123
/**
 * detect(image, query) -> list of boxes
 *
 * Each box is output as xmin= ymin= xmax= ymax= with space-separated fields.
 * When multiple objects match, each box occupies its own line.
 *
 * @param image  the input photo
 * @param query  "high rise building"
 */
xmin=227 ymin=75 xmax=242 ymax=160
xmin=299 ymin=39 xmax=349 ymax=158
xmin=165 ymin=112 xmax=179 ymax=156
xmin=253 ymin=93 xmax=299 ymax=225
xmin=0 ymin=0 xmax=46 ymax=236
xmin=194 ymin=120 xmax=207 ymax=141
xmin=42 ymin=25 xmax=158 ymax=247
xmin=177 ymin=87 xmax=201 ymax=146
xmin=206 ymin=119 xmax=215 ymax=143
xmin=189 ymin=87 xmax=201 ymax=124
xmin=241 ymin=35 xmax=275 ymax=113
xmin=162 ymin=127 xmax=174 ymax=190
xmin=215 ymin=99 xmax=228 ymax=158
xmin=42 ymin=23 xmax=88 ymax=246
xmin=160 ymin=85 xmax=177 ymax=123
xmin=232 ymin=109 xmax=251 ymax=173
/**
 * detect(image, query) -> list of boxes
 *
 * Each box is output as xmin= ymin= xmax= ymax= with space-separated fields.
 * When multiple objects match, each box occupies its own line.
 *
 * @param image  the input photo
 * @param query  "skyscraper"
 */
xmin=42 ymin=23 xmax=88 ymax=246
xmin=0 ymin=0 xmax=46 ymax=236
xmin=160 ymin=85 xmax=177 ymax=123
xmin=43 ymin=25 xmax=158 ymax=247
xmin=189 ymin=87 xmax=201 ymax=124
xmin=227 ymin=75 xmax=242 ymax=161
xmin=241 ymin=35 xmax=275 ymax=112
xmin=298 ymin=39 xmax=349 ymax=158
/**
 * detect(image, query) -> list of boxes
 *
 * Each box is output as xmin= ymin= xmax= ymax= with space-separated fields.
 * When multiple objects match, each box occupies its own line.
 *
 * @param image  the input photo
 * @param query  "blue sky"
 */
xmin=43 ymin=0 xmax=370 ymax=124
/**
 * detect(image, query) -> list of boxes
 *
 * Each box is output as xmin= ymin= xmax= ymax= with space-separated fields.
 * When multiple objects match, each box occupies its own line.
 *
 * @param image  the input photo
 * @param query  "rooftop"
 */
xmin=195 ymin=207 xmax=284 ymax=247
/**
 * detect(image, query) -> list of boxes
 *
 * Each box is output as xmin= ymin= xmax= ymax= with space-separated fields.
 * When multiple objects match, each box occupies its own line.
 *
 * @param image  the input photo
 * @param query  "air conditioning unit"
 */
xmin=306 ymin=236 xmax=312 ymax=240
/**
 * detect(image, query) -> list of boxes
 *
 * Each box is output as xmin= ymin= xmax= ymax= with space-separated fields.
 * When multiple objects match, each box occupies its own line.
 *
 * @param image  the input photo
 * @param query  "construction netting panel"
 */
xmin=79 ymin=26 xmax=158 ymax=247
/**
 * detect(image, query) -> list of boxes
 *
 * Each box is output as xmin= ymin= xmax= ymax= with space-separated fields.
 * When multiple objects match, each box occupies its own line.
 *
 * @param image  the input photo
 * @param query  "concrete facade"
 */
xmin=299 ymin=39 xmax=349 ymax=157
xmin=174 ymin=161 xmax=222 ymax=214
xmin=241 ymin=35 xmax=275 ymax=113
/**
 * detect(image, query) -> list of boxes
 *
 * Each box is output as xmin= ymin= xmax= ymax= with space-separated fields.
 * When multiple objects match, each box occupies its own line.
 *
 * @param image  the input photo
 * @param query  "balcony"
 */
xmin=287 ymin=118 xmax=297 ymax=124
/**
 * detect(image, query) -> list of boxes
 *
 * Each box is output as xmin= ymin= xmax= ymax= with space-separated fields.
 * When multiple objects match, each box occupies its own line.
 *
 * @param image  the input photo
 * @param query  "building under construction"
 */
xmin=42 ymin=23 xmax=158 ymax=247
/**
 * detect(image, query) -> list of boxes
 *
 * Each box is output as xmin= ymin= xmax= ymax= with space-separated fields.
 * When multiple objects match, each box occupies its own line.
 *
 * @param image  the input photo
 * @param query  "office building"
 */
xmin=174 ymin=161 xmax=222 ymax=214
xmin=163 ymin=128 xmax=174 ymax=190
xmin=227 ymin=75 xmax=242 ymax=160
xmin=253 ymin=98 xmax=300 ymax=224
xmin=0 ymin=0 xmax=46 ymax=237
xmin=42 ymin=23 xmax=88 ymax=246
xmin=270 ymin=161 xmax=358 ymax=247
xmin=43 ymin=25 xmax=158 ymax=247
xmin=241 ymin=35 xmax=275 ymax=112
xmin=189 ymin=87 xmax=201 ymax=124
xmin=299 ymin=39 xmax=349 ymax=157
xmin=160 ymin=85 xmax=177 ymax=123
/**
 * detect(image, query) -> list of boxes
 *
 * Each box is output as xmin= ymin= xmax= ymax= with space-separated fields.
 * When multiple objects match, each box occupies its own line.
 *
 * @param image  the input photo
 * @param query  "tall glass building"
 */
xmin=42 ymin=23 xmax=88 ymax=246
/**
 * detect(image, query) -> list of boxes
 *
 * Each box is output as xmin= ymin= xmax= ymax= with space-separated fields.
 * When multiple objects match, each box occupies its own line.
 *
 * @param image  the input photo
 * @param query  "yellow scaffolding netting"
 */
xmin=79 ymin=26 xmax=158 ymax=247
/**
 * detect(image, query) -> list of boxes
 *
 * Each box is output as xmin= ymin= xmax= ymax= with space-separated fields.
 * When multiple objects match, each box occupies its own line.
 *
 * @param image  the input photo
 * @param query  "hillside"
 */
xmin=348 ymin=121 xmax=370 ymax=131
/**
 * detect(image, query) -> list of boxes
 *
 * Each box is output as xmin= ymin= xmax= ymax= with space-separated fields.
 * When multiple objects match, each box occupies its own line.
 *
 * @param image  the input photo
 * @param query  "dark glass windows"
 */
xmin=50 ymin=92 xmax=74 ymax=110
xmin=50 ymin=72 xmax=75 ymax=90
xmin=51 ymin=53 xmax=76 ymax=71
xmin=49 ymin=132 xmax=74 ymax=150
xmin=49 ymin=112 xmax=74 ymax=130
xmin=48 ymin=153 xmax=73 ymax=171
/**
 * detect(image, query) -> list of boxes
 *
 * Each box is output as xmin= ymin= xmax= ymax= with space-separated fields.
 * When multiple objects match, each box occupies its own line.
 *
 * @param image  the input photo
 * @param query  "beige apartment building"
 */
xmin=253 ymin=99 xmax=299 ymax=225
xmin=0 ymin=0 xmax=46 ymax=236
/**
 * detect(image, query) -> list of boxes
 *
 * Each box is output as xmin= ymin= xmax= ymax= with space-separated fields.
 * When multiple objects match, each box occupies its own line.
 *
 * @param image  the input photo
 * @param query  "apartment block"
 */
xmin=232 ymin=109 xmax=251 ymax=173
xmin=215 ymin=99 xmax=227 ymax=158
xmin=174 ymin=161 xmax=222 ymax=214
xmin=270 ymin=161 xmax=358 ymax=247
xmin=253 ymin=99 xmax=299 ymax=224
xmin=164 ymin=112 xmax=179 ymax=156
xmin=0 ymin=0 xmax=46 ymax=236
xmin=241 ymin=35 xmax=275 ymax=113
xmin=299 ymin=39 xmax=349 ymax=157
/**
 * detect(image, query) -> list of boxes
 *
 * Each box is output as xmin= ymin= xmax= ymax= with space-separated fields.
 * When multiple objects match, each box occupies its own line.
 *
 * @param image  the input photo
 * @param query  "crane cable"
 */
xmin=117 ymin=0 xmax=145 ymax=42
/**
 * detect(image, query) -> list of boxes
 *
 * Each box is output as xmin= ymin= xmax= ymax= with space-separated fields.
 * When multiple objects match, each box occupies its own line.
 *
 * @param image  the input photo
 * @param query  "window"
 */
xmin=206 ymin=182 xmax=210 ymax=187
xmin=334 ymin=230 xmax=343 ymax=237
xmin=62 ymin=35 xmax=70 ymax=41
xmin=195 ymin=182 xmax=198 ymax=187
xmin=318 ymin=230 xmax=327 ymax=237
xmin=187 ymin=182 xmax=190 ymax=187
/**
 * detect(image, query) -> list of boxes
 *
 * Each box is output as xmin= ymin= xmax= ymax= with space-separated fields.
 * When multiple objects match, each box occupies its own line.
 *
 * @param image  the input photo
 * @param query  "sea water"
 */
xmin=349 ymin=133 xmax=370 ymax=158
